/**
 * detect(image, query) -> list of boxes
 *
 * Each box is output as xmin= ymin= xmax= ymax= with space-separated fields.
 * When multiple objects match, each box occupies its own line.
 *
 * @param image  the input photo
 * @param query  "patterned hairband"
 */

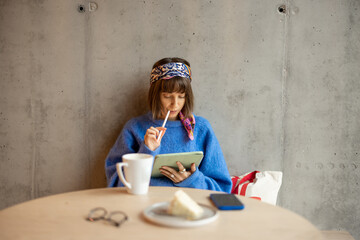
xmin=150 ymin=62 xmax=192 ymax=84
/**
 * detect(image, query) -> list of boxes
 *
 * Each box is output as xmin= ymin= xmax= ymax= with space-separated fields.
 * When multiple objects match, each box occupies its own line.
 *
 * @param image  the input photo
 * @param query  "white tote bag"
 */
xmin=231 ymin=171 xmax=283 ymax=205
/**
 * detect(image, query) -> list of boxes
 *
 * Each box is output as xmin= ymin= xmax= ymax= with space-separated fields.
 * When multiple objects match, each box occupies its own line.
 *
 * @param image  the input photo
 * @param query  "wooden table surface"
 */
xmin=0 ymin=187 xmax=323 ymax=240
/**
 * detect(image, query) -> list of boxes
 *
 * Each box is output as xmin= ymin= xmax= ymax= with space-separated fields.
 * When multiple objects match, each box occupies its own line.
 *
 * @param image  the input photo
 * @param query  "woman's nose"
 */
xmin=171 ymin=97 xmax=178 ymax=105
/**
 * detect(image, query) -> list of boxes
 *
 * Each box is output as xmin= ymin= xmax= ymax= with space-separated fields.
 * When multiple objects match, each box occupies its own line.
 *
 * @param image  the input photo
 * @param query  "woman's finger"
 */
xmin=160 ymin=166 xmax=181 ymax=179
xmin=156 ymin=127 xmax=166 ymax=132
xmin=161 ymin=165 xmax=193 ymax=183
xmin=160 ymin=168 xmax=178 ymax=182
xmin=144 ymin=127 xmax=162 ymax=151
xmin=146 ymin=127 xmax=158 ymax=137
xmin=190 ymin=163 xmax=196 ymax=173
xmin=160 ymin=166 xmax=177 ymax=174
xmin=156 ymin=127 xmax=167 ymax=141
xmin=176 ymin=161 xmax=186 ymax=172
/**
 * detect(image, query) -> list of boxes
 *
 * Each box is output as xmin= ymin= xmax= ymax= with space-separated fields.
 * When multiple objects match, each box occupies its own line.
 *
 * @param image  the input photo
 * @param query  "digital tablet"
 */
xmin=151 ymin=151 xmax=204 ymax=177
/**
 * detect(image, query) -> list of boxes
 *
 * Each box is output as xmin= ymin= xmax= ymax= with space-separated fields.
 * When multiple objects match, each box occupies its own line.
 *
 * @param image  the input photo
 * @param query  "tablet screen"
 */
xmin=151 ymin=151 xmax=204 ymax=177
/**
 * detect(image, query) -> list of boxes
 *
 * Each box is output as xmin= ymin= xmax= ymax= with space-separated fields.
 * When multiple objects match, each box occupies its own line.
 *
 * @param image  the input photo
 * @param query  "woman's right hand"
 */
xmin=144 ymin=126 xmax=166 ymax=151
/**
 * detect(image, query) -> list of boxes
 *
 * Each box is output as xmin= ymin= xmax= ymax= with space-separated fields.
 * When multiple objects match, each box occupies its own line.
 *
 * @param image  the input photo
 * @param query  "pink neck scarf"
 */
xmin=179 ymin=111 xmax=195 ymax=140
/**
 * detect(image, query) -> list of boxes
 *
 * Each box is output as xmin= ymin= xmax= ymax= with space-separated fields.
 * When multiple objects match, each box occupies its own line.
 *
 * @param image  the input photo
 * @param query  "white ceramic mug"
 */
xmin=116 ymin=153 xmax=154 ymax=195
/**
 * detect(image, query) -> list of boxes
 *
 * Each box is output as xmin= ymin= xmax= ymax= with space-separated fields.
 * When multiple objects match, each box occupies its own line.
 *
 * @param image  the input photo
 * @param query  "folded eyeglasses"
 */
xmin=86 ymin=207 xmax=128 ymax=227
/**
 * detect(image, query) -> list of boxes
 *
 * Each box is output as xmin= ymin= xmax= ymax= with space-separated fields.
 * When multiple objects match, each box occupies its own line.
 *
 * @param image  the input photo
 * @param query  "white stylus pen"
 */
xmin=158 ymin=110 xmax=170 ymax=142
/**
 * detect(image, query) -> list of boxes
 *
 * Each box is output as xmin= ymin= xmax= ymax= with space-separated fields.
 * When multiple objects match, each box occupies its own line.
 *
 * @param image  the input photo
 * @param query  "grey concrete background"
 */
xmin=0 ymin=0 xmax=359 ymax=238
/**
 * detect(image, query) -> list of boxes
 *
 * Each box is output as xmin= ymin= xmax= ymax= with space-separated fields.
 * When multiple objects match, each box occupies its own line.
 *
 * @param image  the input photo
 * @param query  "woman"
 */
xmin=105 ymin=57 xmax=232 ymax=193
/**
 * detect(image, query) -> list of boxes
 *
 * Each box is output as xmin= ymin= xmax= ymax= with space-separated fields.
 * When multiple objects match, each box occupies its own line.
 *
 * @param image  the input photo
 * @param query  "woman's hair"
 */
xmin=148 ymin=57 xmax=194 ymax=119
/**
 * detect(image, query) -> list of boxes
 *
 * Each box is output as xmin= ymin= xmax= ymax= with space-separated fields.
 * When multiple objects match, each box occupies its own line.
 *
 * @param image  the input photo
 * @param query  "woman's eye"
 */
xmin=162 ymin=93 xmax=185 ymax=99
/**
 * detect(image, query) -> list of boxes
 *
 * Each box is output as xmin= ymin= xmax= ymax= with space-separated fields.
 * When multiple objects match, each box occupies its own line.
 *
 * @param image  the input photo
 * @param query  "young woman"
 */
xmin=105 ymin=57 xmax=232 ymax=193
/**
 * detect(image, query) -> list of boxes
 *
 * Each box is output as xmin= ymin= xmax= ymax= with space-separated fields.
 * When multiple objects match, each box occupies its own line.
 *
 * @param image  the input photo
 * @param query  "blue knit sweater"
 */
xmin=105 ymin=112 xmax=232 ymax=193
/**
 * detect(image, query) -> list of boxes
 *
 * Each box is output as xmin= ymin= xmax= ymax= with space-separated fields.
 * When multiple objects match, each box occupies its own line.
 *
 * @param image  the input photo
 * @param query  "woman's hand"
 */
xmin=144 ymin=126 xmax=166 ymax=151
xmin=160 ymin=161 xmax=196 ymax=183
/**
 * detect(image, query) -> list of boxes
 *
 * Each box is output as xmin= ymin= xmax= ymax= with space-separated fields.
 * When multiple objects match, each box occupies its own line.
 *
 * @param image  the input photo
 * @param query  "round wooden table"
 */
xmin=0 ymin=187 xmax=323 ymax=240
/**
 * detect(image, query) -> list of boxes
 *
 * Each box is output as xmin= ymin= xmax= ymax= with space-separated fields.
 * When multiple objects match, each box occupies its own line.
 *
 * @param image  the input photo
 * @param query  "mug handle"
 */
xmin=116 ymin=162 xmax=131 ymax=189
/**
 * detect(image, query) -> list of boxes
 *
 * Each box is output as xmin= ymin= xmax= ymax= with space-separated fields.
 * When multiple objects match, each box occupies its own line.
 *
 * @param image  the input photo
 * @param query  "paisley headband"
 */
xmin=150 ymin=62 xmax=192 ymax=84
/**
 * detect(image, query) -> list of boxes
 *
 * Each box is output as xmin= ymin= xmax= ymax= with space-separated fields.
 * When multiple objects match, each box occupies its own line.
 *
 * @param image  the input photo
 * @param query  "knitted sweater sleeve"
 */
xmin=104 ymin=119 xmax=160 ymax=187
xmin=175 ymin=119 xmax=232 ymax=193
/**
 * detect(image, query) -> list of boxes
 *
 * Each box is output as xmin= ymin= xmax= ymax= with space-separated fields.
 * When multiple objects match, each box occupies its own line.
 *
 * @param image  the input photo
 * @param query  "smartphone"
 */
xmin=209 ymin=193 xmax=245 ymax=210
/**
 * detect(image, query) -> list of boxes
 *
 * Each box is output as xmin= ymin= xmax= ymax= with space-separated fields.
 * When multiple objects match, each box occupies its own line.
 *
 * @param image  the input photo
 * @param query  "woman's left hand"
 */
xmin=160 ymin=161 xmax=196 ymax=183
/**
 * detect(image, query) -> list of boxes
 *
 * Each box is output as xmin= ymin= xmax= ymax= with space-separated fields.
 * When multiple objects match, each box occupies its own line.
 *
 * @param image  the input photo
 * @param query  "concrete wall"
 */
xmin=0 ymin=0 xmax=359 ymax=238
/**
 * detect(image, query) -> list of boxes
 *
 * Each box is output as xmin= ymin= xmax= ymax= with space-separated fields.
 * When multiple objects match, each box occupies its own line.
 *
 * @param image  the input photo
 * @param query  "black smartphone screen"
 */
xmin=210 ymin=193 xmax=245 ymax=210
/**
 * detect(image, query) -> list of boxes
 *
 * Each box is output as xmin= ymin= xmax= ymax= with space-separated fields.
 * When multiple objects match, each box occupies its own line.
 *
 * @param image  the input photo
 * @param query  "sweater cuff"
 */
xmin=138 ymin=142 xmax=161 ymax=156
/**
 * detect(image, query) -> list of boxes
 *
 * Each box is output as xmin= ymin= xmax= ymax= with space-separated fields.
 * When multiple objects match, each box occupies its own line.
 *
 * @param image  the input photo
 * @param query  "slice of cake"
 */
xmin=167 ymin=190 xmax=204 ymax=220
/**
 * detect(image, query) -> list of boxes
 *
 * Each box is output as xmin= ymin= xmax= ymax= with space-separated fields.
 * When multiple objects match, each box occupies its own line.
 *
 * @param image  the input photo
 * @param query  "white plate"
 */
xmin=143 ymin=202 xmax=219 ymax=228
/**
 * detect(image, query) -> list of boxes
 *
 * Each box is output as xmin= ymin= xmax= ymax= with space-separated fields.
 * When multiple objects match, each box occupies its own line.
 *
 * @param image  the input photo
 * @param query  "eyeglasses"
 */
xmin=86 ymin=207 xmax=128 ymax=227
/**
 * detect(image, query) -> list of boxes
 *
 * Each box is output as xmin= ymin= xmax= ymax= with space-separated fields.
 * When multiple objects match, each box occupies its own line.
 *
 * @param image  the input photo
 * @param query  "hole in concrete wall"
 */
xmin=278 ymin=5 xmax=286 ymax=14
xmin=78 ymin=4 xmax=85 ymax=13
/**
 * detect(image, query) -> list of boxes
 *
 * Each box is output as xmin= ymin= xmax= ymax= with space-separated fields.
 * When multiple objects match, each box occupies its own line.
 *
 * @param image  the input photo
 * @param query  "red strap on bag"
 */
xmin=231 ymin=171 xmax=260 ymax=200
xmin=238 ymin=171 xmax=259 ymax=184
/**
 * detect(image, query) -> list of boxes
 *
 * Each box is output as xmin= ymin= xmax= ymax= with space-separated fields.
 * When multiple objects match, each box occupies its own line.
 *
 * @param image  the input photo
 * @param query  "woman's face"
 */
xmin=160 ymin=91 xmax=186 ymax=120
